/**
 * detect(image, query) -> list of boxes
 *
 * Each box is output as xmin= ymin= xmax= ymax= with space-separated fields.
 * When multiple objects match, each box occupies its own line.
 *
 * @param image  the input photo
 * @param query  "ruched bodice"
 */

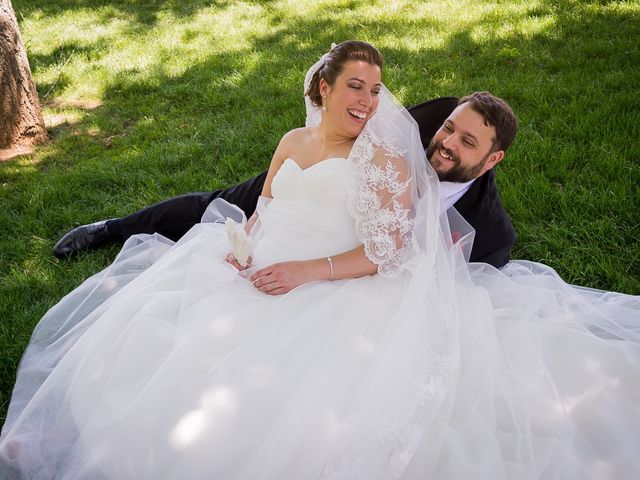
xmin=252 ymin=158 xmax=361 ymax=266
xmin=271 ymin=158 xmax=349 ymax=204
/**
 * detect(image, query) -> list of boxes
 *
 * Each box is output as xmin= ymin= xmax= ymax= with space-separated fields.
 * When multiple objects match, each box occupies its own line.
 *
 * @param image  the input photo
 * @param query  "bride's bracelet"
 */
xmin=327 ymin=257 xmax=334 ymax=281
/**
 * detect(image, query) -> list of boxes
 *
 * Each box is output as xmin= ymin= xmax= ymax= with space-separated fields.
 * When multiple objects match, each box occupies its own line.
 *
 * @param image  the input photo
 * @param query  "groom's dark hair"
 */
xmin=458 ymin=92 xmax=518 ymax=152
xmin=306 ymin=40 xmax=383 ymax=108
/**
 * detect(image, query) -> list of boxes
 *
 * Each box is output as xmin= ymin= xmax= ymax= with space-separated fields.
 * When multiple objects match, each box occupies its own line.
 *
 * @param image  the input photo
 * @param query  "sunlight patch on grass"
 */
xmin=44 ymin=110 xmax=85 ymax=129
xmin=25 ymin=1 xmax=283 ymax=104
xmin=0 ymin=157 xmax=38 ymax=175
xmin=22 ymin=8 xmax=130 ymax=56
xmin=485 ymin=13 xmax=556 ymax=41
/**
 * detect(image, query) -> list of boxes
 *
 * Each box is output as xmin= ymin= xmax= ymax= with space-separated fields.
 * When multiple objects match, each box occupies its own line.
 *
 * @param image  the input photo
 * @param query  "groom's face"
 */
xmin=426 ymin=103 xmax=504 ymax=183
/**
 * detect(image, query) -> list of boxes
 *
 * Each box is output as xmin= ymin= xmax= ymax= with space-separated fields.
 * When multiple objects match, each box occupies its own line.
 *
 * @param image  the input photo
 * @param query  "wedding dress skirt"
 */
xmin=2 ymin=158 xmax=639 ymax=480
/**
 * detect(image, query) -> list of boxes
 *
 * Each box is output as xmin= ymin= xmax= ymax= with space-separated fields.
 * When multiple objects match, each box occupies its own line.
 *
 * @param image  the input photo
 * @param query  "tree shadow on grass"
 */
xmin=14 ymin=0 xmax=235 ymax=27
xmin=31 ymin=55 xmax=109 ymax=108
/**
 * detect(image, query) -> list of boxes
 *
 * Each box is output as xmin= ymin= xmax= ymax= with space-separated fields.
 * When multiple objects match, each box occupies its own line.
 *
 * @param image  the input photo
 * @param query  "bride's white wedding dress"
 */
xmin=1 ymin=156 xmax=639 ymax=480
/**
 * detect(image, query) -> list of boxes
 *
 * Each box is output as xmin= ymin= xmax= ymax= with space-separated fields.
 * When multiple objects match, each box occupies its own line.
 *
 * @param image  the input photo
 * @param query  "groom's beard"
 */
xmin=426 ymin=139 xmax=489 ymax=183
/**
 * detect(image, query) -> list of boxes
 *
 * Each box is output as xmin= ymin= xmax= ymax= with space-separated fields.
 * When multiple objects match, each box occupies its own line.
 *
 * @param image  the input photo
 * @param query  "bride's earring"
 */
xmin=322 ymin=95 xmax=327 ymax=112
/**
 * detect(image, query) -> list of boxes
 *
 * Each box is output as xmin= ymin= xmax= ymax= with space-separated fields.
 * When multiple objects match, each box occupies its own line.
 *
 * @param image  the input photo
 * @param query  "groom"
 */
xmin=54 ymin=92 xmax=518 ymax=269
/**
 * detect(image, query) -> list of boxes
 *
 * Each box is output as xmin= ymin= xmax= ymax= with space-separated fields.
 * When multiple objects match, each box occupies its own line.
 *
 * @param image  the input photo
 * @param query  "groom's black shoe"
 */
xmin=53 ymin=220 xmax=118 ymax=258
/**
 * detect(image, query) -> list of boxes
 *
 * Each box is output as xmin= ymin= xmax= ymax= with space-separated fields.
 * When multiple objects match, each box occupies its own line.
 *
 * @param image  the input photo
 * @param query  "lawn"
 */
xmin=1 ymin=0 xmax=639 ymax=421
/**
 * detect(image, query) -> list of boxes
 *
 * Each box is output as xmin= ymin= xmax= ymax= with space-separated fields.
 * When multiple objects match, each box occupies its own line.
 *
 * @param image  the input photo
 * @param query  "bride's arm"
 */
xmin=250 ymin=151 xmax=413 ymax=295
xmin=249 ymin=245 xmax=376 ymax=295
xmin=225 ymin=129 xmax=300 ymax=270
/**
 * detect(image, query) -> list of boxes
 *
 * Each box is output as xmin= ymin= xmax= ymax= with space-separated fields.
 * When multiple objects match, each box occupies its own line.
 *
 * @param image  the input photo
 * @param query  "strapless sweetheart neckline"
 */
xmin=283 ymin=157 xmax=346 ymax=173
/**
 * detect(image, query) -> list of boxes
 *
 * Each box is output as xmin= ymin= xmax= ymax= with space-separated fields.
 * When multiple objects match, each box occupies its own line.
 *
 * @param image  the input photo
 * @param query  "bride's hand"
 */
xmin=225 ymin=252 xmax=252 ymax=271
xmin=250 ymin=261 xmax=319 ymax=295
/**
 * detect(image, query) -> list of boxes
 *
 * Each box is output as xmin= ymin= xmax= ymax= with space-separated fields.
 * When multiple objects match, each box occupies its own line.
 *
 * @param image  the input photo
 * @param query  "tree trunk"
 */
xmin=0 ymin=0 xmax=46 ymax=154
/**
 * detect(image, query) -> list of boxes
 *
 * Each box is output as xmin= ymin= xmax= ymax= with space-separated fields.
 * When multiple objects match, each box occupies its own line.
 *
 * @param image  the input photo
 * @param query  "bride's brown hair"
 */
xmin=305 ymin=41 xmax=383 ymax=108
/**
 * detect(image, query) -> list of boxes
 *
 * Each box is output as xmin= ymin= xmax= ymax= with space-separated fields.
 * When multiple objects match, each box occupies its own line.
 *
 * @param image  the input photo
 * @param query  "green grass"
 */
xmin=1 ymin=0 xmax=639 ymax=421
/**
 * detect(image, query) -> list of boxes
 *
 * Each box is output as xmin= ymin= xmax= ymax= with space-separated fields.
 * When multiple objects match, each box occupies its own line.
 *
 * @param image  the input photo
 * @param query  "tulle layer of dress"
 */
xmin=1 ymin=159 xmax=639 ymax=480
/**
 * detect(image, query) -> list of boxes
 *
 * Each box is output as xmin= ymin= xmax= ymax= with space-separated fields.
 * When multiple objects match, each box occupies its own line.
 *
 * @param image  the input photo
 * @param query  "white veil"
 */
xmin=304 ymin=46 xmax=453 ymax=278
xmin=299 ymin=46 xmax=479 ymax=477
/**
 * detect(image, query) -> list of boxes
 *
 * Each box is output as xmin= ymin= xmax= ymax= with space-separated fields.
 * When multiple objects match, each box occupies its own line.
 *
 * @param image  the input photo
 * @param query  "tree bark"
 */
xmin=0 ymin=0 xmax=46 ymax=152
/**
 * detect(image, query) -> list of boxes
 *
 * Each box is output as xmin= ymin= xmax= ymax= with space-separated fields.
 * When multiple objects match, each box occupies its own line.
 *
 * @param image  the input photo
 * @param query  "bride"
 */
xmin=1 ymin=41 xmax=639 ymax=480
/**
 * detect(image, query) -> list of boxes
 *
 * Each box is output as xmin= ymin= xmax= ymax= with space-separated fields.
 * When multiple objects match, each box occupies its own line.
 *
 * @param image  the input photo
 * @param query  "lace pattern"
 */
xmin=303 ymin=48 xmax=424 ymax=277
xmin=346 ymin=122 xmax=415 ymax=277
xmin=318 ymin=349 xmax=456 ymax=479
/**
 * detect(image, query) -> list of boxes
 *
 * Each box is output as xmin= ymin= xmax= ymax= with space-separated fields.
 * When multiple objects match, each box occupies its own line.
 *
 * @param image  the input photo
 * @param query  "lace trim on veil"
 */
xmin=346 ymin=124 xmax=415 ymax=277
xmin=304 ymin=52 xmax=423 ymax=277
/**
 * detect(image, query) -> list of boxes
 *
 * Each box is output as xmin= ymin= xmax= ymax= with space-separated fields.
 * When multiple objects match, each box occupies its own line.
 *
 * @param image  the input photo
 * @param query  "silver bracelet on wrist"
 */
xmin=327 ymin=256 xmax=334 ymax=281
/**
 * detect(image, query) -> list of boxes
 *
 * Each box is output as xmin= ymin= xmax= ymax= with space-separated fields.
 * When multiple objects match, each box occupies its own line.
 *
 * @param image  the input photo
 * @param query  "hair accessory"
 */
xmin=304 ymin=45 xmax=339 ymax=127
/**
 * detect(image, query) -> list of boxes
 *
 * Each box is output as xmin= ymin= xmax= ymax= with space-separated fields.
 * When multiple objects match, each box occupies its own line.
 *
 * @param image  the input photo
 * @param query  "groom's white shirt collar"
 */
xmin=440 ymin=179 xmax=475 ymax=212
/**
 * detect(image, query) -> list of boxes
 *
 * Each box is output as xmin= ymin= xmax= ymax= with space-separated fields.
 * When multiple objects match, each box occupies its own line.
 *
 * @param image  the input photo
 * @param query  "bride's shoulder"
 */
xmin=271 ymin=127 xmax=320 ymax=167
xmin=269 ymin=127 xmax=316 ymax=167
xmin=279 ymin=126 xmax=316 ymax=147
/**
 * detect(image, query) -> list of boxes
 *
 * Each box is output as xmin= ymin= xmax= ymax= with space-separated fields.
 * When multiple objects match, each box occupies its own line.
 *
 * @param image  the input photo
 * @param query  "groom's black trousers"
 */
xmin=117 ymin=171 xmax=268 ymax=241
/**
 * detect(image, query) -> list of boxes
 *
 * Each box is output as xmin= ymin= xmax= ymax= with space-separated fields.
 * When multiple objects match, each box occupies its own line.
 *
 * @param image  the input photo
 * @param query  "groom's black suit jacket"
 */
xmin=452 ymin=170 xmax=515 ymax=268
xmin=119 ymin=97 xmax=516 ymax=269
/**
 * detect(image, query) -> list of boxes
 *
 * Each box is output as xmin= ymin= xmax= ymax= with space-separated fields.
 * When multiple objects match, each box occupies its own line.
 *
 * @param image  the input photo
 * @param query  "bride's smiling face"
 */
xmin=320 ymin=60 xmax=382 ymax=137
